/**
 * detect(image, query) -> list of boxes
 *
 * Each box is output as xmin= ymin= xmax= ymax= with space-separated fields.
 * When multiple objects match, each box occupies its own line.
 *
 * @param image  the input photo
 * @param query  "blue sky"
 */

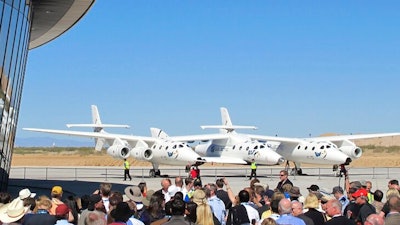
xmin=17 ymin=1 xmax=400 ymax=141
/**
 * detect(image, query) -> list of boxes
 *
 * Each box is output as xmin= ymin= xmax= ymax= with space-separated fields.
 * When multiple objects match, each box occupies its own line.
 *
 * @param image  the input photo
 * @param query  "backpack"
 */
xmin=227 ymin=205 xmax=250 ymax=225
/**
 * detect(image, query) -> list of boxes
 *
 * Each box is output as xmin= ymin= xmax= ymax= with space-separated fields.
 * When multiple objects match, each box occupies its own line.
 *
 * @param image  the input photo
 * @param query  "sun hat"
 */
xmin=142 ymin=190 xmax=155 ymax=207
xmin=124 ymin=186 xmax=143 ymax=202
xmin=0 ymin=198 xmax=27 ymax=223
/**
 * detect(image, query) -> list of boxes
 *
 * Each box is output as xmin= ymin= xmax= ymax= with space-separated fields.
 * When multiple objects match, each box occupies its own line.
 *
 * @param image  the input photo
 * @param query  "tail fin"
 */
xmin=150 ymin=127 xmax=170 ymax=139
xmin=200 ymin=107 xmax=257 ymax=134
xmin=67 ymin=105 xmax=130 ymax=151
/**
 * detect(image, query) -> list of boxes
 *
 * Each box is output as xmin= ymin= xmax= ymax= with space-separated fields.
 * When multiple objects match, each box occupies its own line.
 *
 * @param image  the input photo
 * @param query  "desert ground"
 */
xmin=11 ymin=136 xmax=400 ymax=168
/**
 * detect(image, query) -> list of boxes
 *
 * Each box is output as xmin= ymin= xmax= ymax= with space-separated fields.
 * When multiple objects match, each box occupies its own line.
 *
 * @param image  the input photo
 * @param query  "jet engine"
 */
xmin=130 ymin=147 xmax=153 ymax=161
xmin=339 ymin=146 xmax=362 ymax=159
xmin=106 ymin=145 xmax=131 ymax=159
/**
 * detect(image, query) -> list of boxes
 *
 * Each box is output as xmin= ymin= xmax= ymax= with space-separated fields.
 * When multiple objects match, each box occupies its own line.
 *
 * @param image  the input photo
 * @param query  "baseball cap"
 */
xmin=19 ymin=188 xmax=36 ymax=200
xmin=306 ymin=184 xmax=320 ymax=192
xmin=51 ymin=186 xmax=63 ymax=195
xmin=352 ymin=189 xmax=368 ymax=198
xmin=55 ymin=204 xmax=70 ymax=216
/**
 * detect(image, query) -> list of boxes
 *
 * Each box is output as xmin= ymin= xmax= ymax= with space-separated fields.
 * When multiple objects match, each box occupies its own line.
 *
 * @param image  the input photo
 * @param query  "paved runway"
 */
xmin=8 ymin=166 xmax=399 ymax=200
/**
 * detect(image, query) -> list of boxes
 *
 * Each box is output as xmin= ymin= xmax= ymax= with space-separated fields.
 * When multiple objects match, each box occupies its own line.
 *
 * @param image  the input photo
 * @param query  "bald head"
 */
xmin=365 ymin=214 xmax=384 ymax=225
xmin=278 ymin=198 xmax=292 ymax=215
xmin=291 ymin=201 xmax=303 ymax=216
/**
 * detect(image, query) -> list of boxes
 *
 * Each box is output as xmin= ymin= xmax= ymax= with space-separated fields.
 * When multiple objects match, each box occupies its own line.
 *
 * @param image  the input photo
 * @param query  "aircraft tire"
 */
xmin=149 ymin=169 xmax=156 ymax=178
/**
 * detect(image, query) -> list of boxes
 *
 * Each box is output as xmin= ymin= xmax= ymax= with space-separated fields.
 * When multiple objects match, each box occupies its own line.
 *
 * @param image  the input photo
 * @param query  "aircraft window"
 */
xmin=254 ymin=146 xmax=258 ymax=149
xmin=260 ymin=145 xmax=265 ymax=149
xmin=327 ymin=145 xmax=331 ymax=148
xmin=233 ymin=145 xmax=236 ymax=150
xmin=179 ymin=144 xmax=184 ymax=148
xmin=246 ymin=147 xmax=249 ymax=151
xmin=159 ymin=146 xmax=162 ymax=150
xmin=166 ymin=146 xmax=169 ymax=150
xmin=239 ymin=146 xmax=242 ymax=150
xmin=297 ymin=146 xmax=301 ymax=149
xmin=312 ymin=147 xmax=315 ymax=150
xmin=320 ymin=146 xmax=324 ymax=149
xmin=305 ymin=146 xmax=308 ymax=150
xmin=152 ymin=145 xmax=156 ymax=149
xmin=173 ymin=145 xmax=177 ymax=149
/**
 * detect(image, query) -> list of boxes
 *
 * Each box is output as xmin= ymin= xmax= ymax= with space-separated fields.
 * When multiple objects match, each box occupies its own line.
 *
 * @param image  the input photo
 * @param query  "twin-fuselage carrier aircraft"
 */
xmin=24 ymin=105 xmax=282 ymax=177
xmin=24 ymin=105 xmax=400 ymax=177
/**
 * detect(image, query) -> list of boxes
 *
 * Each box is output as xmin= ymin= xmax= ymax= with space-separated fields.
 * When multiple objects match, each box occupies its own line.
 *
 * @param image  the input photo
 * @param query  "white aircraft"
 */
xmin=201 ymin=107 xmax=400 ymax=175
xmin=24 ymin=105 xmax=202 ymax=177
xmin=161 ymin=108 xmax=286 ymax=166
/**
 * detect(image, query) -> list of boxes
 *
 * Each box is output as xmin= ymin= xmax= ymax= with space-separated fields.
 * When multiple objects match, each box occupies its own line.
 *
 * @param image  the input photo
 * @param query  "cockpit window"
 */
xmin=179 ymin=144 xmax=184 ymax=148
xmin=320 ymin=146 xmax=324 ymax=149
xmin=327 ymin=145 xmax=331 ymax=148
xmin=260 ymin=145 xmax=265 ymax=149
xmin=254 ymin=146 xmax=258 ymax=149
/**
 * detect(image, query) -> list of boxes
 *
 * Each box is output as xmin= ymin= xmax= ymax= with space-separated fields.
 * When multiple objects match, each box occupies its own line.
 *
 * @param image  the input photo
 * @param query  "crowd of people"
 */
xmin=0 ymin=169 xmax=399 ymax=225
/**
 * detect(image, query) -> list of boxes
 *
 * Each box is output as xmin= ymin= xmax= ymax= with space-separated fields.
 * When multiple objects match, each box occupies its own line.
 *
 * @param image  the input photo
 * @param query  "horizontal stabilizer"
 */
xmin=66 ymin=124 xmax=130 ymax=129
xmin=201 ymin=125 xmax=258 ymax=130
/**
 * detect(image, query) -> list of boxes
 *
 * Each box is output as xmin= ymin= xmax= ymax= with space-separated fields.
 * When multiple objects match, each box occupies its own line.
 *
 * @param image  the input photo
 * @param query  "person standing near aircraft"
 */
xmin=249 ymin=159 xmax=257 ymax=180
xmin=124 ymin=159 xmax=132 ymax=181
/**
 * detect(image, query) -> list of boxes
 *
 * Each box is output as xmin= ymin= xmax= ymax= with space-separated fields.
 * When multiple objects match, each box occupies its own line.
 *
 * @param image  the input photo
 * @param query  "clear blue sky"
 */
xmin=17 ymin=1 xmax=400 ymax=141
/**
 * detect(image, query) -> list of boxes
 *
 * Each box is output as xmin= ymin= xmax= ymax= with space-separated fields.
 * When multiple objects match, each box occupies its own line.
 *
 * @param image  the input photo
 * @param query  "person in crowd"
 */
xmin=353 ymin=188 xmax=375 ymax=225
xmin=384 ymin=196 xmax=400 ymax=225
xmin=344 ymin=187 xmax=360 ymax=222
xmin=276 ymin=170 xmax=293 ymax=193
xmin=155 ymin=178 xmax=172 ymax=202
xmin=25 ymin=195 xmax=57 ymax=225
xmin=139 ymin=192 xmax=166 ymax=225
xmin=205 ymin=183 xmax=226 ymax=225
xmin=78 ymin=194 xmax=105 ymax=225
xmin=331 ymin=186 xmax=349 ymax=215
xmin=216 ymin=178 xmax=231 ymax=210
xmin=387 ymin=179 xmax=399 ymax=191
xmin=64 ymin=195 xmax=80 ymax=225
xmin=379 ymin=187 xmax=400 ymax=217
xmin=85 ymin=210 xmax=107 ymax=225
xmin=261 ymin=217 xmax=277 ymax=225
xmin=162 ymin=198 xmax=189 ymax=225
xmin=365 ymin=214 xmax=385 ymax=225
xmin=304 ymin=193 xmax=327 ymax=225
xmin=292 ymin=201 xmax=314 ymax=225
xmin=184 ymin=201 xmax=198 ymax=224
xmin=98 ymin=182 xmax=112 ymax=213
xmin=323 ymin=199 xmax=356 ymax=225
xmin=288 ymin=186 xmax=302 ymax=202
xmin=275 ymin=198 xmax=305 ymax=225
xmin=109 ymin=202 xmax=133 ymax=225
xmin=192 ymin=189 xmax=216 ymax=225
xmin=55 ymin=203 xmax=74 ymax=225
xmin=0 ymin=198 xmax=28 ymax=224
xmin=371 ymin=189 xmax=384 ymax=214
xmin=138 ymin=182 xmax=148 ymax=197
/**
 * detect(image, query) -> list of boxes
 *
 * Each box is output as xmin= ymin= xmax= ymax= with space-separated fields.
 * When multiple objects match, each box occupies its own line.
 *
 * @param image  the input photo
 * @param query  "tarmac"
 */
xmin=7 ymin=166 xmax=399 ymax=200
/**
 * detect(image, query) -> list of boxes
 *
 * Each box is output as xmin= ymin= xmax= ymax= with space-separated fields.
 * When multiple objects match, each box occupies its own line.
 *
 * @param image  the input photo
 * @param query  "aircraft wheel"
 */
xmin=155 ymin=170 xmax=161 ymax=176
xmin=149 ymin=169 xmax=156 ymax=178
xmin=297 ymin=169 xmax=303 ymax=175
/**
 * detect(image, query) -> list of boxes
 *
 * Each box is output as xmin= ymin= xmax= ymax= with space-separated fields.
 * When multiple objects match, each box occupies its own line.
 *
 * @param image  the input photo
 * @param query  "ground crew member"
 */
xmin=124 ymin=159 xmax=132 ymax=181
xmin=250 ymin=159 xmax=257 ymax=180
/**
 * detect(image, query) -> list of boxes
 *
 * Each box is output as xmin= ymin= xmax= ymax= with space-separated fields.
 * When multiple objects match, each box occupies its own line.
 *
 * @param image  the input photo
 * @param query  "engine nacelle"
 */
xmin=339 ymin=146 xmax=362 ymax=159
xmin=106 ymin=145 xmax=131 ymax=159
xmin=130 ymin=147 xmax=153 ymax=161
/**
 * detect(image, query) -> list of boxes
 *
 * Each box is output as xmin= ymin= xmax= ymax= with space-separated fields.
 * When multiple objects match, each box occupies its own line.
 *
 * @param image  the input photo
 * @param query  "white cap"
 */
xmin=19 ymin=188 xmax=36 ymax=200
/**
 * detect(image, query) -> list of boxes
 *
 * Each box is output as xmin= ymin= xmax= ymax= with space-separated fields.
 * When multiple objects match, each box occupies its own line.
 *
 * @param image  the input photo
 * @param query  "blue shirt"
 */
xmin=276 ymin=214 xmax=306 ymax=225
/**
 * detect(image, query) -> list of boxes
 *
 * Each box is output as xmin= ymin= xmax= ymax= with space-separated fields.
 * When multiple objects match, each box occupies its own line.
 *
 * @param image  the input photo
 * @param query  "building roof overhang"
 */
xmin=29 ymin=0 xmax=95 ymax=49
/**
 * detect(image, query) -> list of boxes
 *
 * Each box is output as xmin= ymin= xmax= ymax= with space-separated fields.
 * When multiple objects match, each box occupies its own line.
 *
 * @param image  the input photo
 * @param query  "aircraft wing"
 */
xmin=169 ymin=133 xmax=228 ymax=142
xmin=197 ymin=156 xmax=247 ymax=164
xmin=307 ymin=132 xmax=400 ymax=142
xmin=248 ymin=134 xmax=301 ymax=144
xmin=23 ymin=128 xmax=157 ymax=145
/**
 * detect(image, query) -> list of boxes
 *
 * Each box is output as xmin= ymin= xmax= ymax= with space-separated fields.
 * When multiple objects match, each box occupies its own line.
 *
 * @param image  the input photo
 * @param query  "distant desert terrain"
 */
xmin=11 ymin=136 xmax=400 ymax=168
